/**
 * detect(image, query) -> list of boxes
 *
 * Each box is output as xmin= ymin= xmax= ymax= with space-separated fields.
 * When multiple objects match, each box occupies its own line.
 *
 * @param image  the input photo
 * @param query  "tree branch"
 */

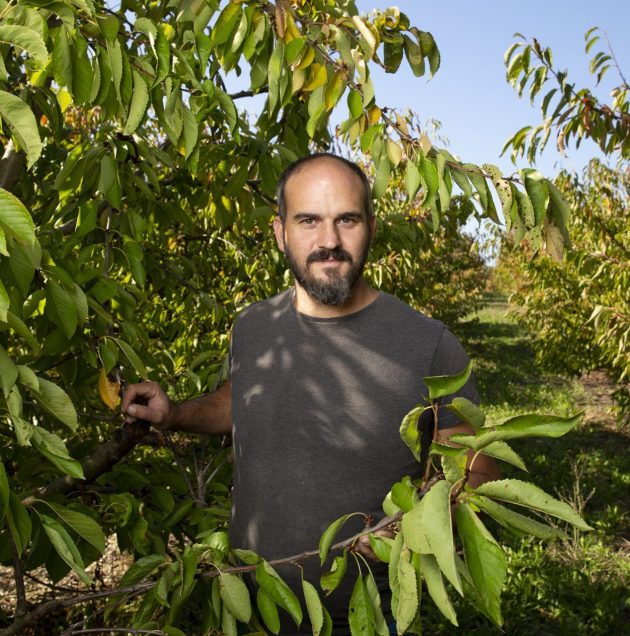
xmin=10 ymin=538 xmax=27 ymax=618
xmin=21 ymin=422 xmax=150 ymax=506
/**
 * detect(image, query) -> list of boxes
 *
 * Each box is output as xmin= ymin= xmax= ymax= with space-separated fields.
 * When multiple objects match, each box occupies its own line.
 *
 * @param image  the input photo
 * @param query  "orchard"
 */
xmin=0 ymin=1 xmax=624 ymax=635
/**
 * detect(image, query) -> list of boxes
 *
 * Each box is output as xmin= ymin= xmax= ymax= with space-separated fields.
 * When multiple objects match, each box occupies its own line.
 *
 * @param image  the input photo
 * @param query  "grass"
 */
xmin=423 ymin=295 xmax=630 ymax=635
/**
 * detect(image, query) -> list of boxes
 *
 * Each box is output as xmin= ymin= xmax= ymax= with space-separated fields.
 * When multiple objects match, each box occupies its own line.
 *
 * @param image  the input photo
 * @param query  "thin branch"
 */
xmin=229 ymin=88 xmax=269 ymax=100
xmin=10 ymin=539 xmax=27 ymax=618
xmin=66 ymin=630 xmax=168 ymax=635
xmin=25 ymin=571 xmax=83 ymax=594
xmin=603 ymin=30 xmax=629 ymax=89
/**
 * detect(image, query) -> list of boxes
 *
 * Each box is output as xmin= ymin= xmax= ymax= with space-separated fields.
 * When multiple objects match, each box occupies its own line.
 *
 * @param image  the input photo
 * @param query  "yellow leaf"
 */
xmin=324 ymin=71 xmax=345 ymax=111
xmin=292 ymin=67 xmax=305 ymax=94
xmin=303 ymin=63 xmax=327 ymax=92
xmin=352 ymin=15 xmax=377 ymax=58
xmin=295 ymin=45 xmax=315 ymax=71
xmin=386 ymin=139 xmax=403 ymax=166
xmin=420 ymin=133 xmax=432 ymax=155
xmin=368 ymin=105 xmax=381 ymax=126
xmin=98 ymin=368 xmax=120 ymax=410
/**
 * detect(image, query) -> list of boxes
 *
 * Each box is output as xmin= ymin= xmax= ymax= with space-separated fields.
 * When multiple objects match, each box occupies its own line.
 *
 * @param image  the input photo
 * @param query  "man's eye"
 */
xmin=301 ymin=218 xmax=315 ymax=225
xmin=340 ymin=216 xmax=356 ymax=224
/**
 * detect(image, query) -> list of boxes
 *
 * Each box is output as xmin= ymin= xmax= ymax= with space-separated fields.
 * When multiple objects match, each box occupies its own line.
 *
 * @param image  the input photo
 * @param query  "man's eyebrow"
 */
xmin=291 ymin=211 xmax=364 ymax=219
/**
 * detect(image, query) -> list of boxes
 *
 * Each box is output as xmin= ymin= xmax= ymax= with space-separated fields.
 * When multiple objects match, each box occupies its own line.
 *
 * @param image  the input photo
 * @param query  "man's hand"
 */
xmin=356 ymin=528 xmax=397 ymax=561
xmin=122 ymin=381 xmax=175 ymax=431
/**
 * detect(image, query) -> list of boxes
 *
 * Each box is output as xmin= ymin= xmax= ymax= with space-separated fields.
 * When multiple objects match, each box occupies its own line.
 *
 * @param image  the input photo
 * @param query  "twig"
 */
xmin=65 ymin=630 xmax=168 ymax=635
xmin=10 ymin=539 xmax=27 ymax=618
xmin=25 ymin=572 xmax=83 ymax=594
xmin=603 ymin=30 xmax=629 ymax=89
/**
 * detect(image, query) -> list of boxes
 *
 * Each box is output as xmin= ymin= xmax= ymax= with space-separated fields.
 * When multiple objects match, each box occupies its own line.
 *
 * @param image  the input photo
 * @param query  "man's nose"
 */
xmin=318 ymin=221 xmax=341 ymax=248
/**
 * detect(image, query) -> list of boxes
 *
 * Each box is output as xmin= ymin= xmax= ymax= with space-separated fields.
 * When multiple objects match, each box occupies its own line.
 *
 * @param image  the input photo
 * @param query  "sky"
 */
xmin=353 ymin=0 xmax=630 ymax=179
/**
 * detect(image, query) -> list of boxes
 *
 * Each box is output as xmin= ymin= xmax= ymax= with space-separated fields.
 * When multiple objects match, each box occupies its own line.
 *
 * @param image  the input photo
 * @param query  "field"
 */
xmin=424 ymin=296 xmax=630 ymax=635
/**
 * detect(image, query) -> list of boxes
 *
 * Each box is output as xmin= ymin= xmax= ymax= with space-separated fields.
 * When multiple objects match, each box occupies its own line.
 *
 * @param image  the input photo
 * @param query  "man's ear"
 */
xmin=273 ymin=215 xmax=286 ymax=253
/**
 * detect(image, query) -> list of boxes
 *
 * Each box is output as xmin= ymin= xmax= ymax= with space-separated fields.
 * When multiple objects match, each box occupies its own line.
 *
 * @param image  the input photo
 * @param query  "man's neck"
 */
xmin=292 ymin=278 xmax=379 ymax=318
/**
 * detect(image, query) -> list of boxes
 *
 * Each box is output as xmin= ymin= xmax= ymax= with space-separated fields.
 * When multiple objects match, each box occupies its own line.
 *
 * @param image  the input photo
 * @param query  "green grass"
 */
xmin=424 ymin=295 xmax=630 ymax=635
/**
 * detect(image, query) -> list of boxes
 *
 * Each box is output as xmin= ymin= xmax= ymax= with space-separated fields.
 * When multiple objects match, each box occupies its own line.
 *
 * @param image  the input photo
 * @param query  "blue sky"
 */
xmin=354 ymin=0 xmax=630 ymax=179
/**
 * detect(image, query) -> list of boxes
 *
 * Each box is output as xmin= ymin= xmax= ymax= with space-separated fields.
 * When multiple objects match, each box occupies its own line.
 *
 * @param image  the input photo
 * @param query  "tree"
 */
xmin=0 ymin=1 xmax=580 ymax=633
xmin=498 ymin=28 xmax=629 ymax=418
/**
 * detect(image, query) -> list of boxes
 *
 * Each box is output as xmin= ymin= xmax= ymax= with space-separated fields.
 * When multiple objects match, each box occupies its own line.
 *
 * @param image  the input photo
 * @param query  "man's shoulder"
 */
xmin=233 ymin=289 xmax=293 ymax=328
xmin=377 ymin=292 xmax=446 ymax=334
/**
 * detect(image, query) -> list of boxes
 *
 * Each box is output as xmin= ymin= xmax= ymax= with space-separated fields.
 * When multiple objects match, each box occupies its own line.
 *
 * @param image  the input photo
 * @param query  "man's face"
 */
xmin=273 ymin=159 xmax=375 ymax=306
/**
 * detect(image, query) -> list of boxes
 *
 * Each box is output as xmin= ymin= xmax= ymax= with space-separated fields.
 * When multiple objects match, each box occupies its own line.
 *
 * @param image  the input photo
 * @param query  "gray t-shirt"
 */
xmin=229 ymin=289 xmax=478 ymax=633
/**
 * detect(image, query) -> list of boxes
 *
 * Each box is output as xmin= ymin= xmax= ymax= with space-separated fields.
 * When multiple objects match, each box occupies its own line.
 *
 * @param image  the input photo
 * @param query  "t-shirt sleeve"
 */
xmin=429 ymin=326 xmax=480 ymax=430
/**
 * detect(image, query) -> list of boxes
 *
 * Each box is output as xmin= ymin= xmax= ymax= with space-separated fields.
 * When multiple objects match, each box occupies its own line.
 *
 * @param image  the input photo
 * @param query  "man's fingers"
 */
xmin=122 ymin=381 xmax=158 ymax=412
xmin=124 ymin=402 xmax=152 ymax=422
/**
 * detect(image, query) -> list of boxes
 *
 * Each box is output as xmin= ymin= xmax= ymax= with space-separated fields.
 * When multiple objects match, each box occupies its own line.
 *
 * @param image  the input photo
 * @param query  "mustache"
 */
xmin=306 ymin=247 xmax=353 ymax=264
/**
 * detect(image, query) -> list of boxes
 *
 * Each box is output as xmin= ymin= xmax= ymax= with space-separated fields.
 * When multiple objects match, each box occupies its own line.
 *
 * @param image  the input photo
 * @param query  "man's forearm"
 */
xmin=168 ymin=380 xmax=232 ymax=436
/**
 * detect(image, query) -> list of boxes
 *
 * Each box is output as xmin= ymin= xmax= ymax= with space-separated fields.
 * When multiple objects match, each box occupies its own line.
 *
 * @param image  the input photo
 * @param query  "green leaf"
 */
xmin=0 ymin=461 xmax=8 ymax=522
xmin=46 ymin=279 xmax=77 ymax=339
xmin=448 ymin=435 xmax=527 ymax=471
xmin=255 ymin=560 xmax=302 ymax=626
xmin=111 ymin=337 xmax=148 ymax=379
xmin=471 ymin=412 xmax=582 ymax=450
xmin=474 ymin=479 xmax=592 ymax=530
xmin=418 ymin=153 xmax=439 ymax=205
xmin=37 ymin=501 xmax=106 ymax=554
xmin=455 ymin=503 xmax=505 ymax=626
xmin=390 ymin=476 xmax=418 ymax=513
xmin=446 ymin=397 xmax=486 ymax=430
xmin=40 ymin=513 xmax=93 ymax=585
xmin=29 ymin=376 xmax=78 ymax=431
xmin=0 ymin=344 xmax=18 ymax=398
xmin=364 ymin=571 xmax=389 ymax=636
xmin=0 ymin=278 xmax=7 ymax=322
xmin=7 ymin=491 xmax=31 ymax=556
xmin=399 ymin=405 xmax=424 ymax=461
xmin=425 ymin=360 xmax=473 ymax=400
xmin=347 ymin=89 xmax=363 ymax=119
xmin=404 ymin=160 xmax=422 ymax=200
xmin=395 ymin=549 xmax=418 ymax=634
xmin=521 ymin=169 xmax=549 ymax=225
xmin=348 ymin=574 xmax=373 ymax=636
xmin=31 ymin=427 xmax=84 ymax=479
xmin=257 ymin=586 xmax=280 ymax=634
xmin=469 ymin=495 xmax=563 ymax=540
xmin=72 ymin=35 xmax=93 ymax=105
xmin=319 ymin=513 xmax=353 ymax=565
xmin=180 ymin=104 xmax=198 ymax=159
xmin=422 ymin=480 xmax=461 ymax=594
xmin=368 ymin=535 xmax=393 ymax=563
xmin=418 ymin=553 xmax=458 ymax=625
xmin=232 ymin=548 xmax=261 ymax=565
xmin=320 ymin=550 xmax=348 ymax=594
xmin=401 ymin=497 xmax=432 ymax=555
xmin=0 ymin=25 xmax=48 ymax=67
xmin=302 ymin=579 xmax=324 ymax=636
xmin=0 ymin=188 xmax=37 ymax=245
xmin=123 ymin=70 xmax=149 ymax=134
xmin=220 ymin=572 xmax=251 ymax=623
xmin=372 ymin=154 xmax=391 ymax=199
xmin=119 ymin=554 xmax=166 ymax=587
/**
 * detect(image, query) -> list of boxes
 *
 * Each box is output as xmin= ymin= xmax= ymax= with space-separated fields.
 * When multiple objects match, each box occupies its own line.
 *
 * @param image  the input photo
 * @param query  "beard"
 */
xmin=284 ymin=241 xmax=370 ymax=306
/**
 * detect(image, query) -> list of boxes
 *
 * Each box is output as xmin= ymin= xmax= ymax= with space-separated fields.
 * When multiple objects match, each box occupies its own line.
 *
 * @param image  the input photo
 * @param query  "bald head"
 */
xmin=276 ymin=153 xmax=374 ymax=222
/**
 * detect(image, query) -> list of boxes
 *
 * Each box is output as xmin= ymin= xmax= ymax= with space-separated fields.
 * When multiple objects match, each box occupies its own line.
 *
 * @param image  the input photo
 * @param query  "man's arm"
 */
xmin=437 ymin=422 xmax=500 ymax=488
xmin=122 ymin=379 xmax=232 ymax=436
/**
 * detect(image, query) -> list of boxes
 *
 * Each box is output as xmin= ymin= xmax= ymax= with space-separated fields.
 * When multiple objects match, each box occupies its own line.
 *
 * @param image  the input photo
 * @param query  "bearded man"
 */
xmin=123 ymin=153 xmax=498 ymax=634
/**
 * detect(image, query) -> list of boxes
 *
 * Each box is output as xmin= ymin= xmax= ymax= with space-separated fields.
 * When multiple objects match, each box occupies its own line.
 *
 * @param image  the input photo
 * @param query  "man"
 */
xmin=122 ymin=153 xmax=498 ymax=633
